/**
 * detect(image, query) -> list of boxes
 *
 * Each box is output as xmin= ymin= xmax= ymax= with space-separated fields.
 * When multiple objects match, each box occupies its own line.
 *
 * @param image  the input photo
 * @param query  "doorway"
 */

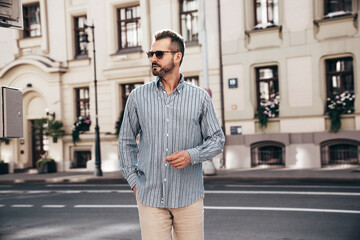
xmin=31 ymin=119 xmax=46 ymax=168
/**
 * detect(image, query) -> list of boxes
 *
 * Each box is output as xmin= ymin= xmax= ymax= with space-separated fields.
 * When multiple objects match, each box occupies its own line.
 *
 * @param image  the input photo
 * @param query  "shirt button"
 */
xmin=165 ymin=163 xmax=168 ymax=167
xmin=166 ymin=148 xmax=168 ymax=152
xmin=167 ymin=119 xmax=169 ymax=122
xmin=166 ymin=133 xmax=169 ymax=137
xmin=164 ymin=178 xmax=167 ymax=182
xmin=166 ymin=105 xmax=169 ymax=107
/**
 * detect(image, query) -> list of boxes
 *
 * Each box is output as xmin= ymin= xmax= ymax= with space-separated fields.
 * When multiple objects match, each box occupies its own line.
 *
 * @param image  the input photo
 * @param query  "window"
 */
xmin=73 ymin=151 xmax=91 ymax=168
xmin=256 ymin=66 xmax=279 ymax=114
xmin=74 ymin=15 xmax=88 ymax=58
xmin=180 ymin=0 xmax=199 ymax=43
xmin=117 ymin=5 xmax=141 ymax=51
xmin=121 ymin=83 xmax=143 ymax=109
xmin=326 ymin=57 xmax=354 ymax=98
xmin=185 ymin=76 xmax=199 ymax=86
xmin=321 ymin=140 xmax=359 ymax=166
xmin=75 ymin=87 xmax=90 ymax=118
xmin=23 ymin=3 xmax=41 ymax=38
xmin=324 ymin=0 xmax=352 ymax=18
xmin=254 ymin=0 xmax=279 ymax=29
xmin=251 ymin=142 xmax=284 ymax=167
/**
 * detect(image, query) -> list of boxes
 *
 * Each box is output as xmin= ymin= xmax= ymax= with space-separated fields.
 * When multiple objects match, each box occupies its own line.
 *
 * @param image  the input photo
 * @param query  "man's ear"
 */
xmin=174 ymin=52 xmax=182 ymax=65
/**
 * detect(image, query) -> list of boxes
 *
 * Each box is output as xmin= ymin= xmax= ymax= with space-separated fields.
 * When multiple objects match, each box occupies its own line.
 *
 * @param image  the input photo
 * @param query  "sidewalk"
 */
xmin=1 ymin=167 xmax=360 ymax=184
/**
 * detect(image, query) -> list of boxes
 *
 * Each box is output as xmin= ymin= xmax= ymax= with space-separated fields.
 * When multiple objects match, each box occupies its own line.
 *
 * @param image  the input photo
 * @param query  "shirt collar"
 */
xmin=155 ymin=74 xmax=185 ymax=93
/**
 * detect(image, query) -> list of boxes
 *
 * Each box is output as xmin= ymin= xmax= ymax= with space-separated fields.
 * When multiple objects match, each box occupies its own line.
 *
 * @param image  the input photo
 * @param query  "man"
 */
xmin=118 ymin=29 xmax=225 ymax=240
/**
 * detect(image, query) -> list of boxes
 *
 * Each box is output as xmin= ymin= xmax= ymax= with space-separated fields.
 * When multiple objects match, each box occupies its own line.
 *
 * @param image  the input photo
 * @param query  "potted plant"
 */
xmin=256 ymin=97 xmax=280 ymax=130
xmin=326 ymin=92 xmax=355 ymax=133
xmin=72 ymin=116 xmax=91 ymax=145
xmin=36 ymin=154 xmax=57 ymax=174
xmin=0 ymin=160 xmax=9 ymax=174
xmin=45 ymin=118 xmax=65 ymax=143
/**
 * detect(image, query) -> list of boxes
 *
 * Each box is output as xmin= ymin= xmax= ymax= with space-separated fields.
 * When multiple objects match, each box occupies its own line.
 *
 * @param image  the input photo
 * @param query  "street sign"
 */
xmin=228 ymin=78 xmax=238 ymax=88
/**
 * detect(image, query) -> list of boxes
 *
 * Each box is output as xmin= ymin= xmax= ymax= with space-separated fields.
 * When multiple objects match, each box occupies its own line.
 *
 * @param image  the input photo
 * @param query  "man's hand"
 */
xmin=163 ymin=151 xmax=191 ymax=169
xmin=132 ymin=185 xmax=136 ymax=195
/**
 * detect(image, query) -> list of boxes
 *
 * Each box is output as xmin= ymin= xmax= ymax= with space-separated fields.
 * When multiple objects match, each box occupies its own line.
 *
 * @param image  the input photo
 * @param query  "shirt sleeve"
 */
xmin=118 ymin=92 xmax=140 ymax=189
xmin=186 ymin=93 xmax=225 ymax=164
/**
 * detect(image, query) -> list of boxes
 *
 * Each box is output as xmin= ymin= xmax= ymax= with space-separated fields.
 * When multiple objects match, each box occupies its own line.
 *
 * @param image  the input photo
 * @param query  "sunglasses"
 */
xmin=146 ymin=51 xmax=178 ymax=59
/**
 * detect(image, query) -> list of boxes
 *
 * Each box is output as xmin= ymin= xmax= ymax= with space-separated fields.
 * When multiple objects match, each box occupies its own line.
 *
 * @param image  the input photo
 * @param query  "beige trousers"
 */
xmin=136 ymin=195 xmax=204 ymax=240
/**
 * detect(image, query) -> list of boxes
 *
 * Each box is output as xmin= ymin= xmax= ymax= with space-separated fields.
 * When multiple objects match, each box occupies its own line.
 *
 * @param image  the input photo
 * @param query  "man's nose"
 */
xmin=150 ymin=55 xmax=158 ymax=62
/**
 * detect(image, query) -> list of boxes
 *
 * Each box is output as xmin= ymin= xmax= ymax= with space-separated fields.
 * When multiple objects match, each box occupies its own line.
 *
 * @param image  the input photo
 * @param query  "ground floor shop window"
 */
xmin=251 ymin=142 xmax=284 ymax=167
xmin=321 ymin=140 xmax=359 ymax=166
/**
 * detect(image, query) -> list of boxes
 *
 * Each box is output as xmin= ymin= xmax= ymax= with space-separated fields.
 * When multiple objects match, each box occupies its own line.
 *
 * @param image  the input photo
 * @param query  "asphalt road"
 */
xmin=0 ymin=181 xmax=359 ymax=240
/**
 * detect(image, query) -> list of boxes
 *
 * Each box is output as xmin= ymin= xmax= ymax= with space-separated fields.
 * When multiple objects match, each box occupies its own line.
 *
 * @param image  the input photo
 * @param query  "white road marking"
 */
xmin=45 ymin=184 xmax=129 ymax=187
xmin=72 ymin=204 xmax=360 ymax=214
xmin=1 ymin=189 xmax=359 ymax=196
xmin=0 ymin=190 xmax=25 ymax=194
xmin=84 ymin=190 xmax=132 ymax=193
xmin=225 ymin=184 xmax=360 ymax=189
xmin=74 ymin=204 xmax=138 ymax=208
xmin=55 ymin=190 xmax=82 ymax=194
xmin=205 ymin=190 xmax=360 ymax=196
xmin=2 ymin=203 xmax=359 ymax=215
xmin=11 ymin=204 xmax=34 ymax=208
xmin=42 ymin=205 xmax=65 ymax=208
xmin=204 ymin=206 xmax=360 ymax=214
xmin=27 ymin=190 xmax=51 ymax=194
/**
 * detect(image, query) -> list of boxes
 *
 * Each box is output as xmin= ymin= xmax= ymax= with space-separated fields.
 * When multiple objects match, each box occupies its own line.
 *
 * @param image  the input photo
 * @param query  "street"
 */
xmin=0 ymin=181 xmax=359 ymax=240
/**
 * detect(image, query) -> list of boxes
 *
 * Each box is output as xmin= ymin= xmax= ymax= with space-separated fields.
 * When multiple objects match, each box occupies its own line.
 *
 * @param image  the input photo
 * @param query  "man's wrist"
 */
xmin=126 ymin=172 xmax=139 ymax=189
xmin=186 ymin=148 xmax=200 ymax=165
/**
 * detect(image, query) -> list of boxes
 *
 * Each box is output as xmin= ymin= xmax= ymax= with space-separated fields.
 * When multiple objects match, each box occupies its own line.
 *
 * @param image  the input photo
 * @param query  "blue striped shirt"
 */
xmin=118 ymin=74 xmax=225 ymax=208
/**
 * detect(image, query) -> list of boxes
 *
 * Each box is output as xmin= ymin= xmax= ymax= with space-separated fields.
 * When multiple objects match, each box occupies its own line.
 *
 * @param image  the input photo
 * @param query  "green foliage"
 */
xmin=326 ymin=92 xmax=355 ymax=133
xmin=46 ymin=119 xmax=65 ymax=138
xmin=33 ymin=118 xmax=65 ymax=141
xmin=72 ymin=116 xmax=91 ymax=145
xmin=256 ymin=97 xmax=279 ymax=130
xmin=36 ymin=155 xmax=55 ymax=169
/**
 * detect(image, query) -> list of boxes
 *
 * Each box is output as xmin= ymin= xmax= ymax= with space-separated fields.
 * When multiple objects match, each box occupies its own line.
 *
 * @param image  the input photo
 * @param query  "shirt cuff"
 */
xmin=126 ymin=172 xmax=139 ymax=189
xmin=186 ymin=148 xmax=200 ymax=165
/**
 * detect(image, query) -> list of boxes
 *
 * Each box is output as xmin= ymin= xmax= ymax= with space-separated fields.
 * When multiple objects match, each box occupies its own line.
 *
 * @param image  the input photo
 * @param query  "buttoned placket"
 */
xmin=157 ymin=79 xmax=184 ymax=206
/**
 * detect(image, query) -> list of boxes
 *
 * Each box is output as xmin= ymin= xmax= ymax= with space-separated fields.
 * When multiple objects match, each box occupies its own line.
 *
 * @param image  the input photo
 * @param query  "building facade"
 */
xmin=0 ymin=0 xmax=359 ymax=173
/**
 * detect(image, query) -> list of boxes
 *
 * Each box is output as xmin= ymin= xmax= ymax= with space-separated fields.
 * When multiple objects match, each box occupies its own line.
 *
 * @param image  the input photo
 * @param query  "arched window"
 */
xmin=251 ymin=141 xmax=285 ymax=167
xmin=321 ymin=139 xmax=359 ymax=166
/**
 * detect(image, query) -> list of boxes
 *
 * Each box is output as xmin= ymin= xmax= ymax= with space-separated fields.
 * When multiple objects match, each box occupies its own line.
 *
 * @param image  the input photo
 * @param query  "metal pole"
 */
xmin=87 ymin=23 xmax=102 ymax=177
xmin=217 ymin=0 xmax=226 ymax=168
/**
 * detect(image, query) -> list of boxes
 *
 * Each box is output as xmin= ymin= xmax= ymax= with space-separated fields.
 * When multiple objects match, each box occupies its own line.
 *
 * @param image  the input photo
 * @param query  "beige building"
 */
xmin=0 ymin=0 xmax=359 ymax=173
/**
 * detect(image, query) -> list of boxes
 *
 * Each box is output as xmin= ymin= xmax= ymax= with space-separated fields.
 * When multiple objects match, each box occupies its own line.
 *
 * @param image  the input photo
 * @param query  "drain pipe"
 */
xmin=201 ymin=0 xmax=217 ymax=175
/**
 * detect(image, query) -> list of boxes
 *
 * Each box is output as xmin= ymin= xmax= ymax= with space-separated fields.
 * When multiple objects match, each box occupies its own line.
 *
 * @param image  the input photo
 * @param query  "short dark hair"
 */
xmin=154 ymin=29 xmax=185 ymax=66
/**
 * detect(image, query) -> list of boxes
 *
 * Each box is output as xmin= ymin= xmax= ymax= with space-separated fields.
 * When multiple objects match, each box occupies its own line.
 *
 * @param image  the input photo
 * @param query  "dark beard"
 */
xmin=152 ymin=60 xmax=175 ymax=77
